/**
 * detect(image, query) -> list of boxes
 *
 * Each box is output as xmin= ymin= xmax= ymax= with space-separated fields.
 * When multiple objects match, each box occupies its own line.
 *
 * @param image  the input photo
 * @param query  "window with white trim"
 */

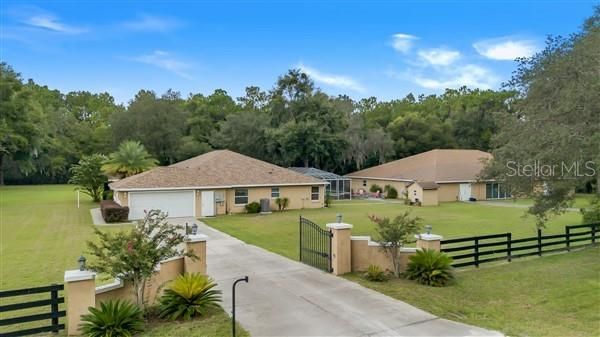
xmin=234 ymin=189 xmax=248 ymax=205
xmin=271 ymin=187 xmax=280 ymax=198
xmin=311 ymin=186 xmax=320 ymax=201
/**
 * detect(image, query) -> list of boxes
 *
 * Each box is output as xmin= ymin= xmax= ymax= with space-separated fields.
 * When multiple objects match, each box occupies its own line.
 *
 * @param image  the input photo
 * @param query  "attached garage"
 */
xmin=128 ymin=190 xmax=195 ymax=220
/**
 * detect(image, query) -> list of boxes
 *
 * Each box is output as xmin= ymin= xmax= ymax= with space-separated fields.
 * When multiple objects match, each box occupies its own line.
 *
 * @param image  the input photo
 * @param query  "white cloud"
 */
xmin=391 ymin=33 xmax=418 ymax=53
xmin=413 ymin=64 xmax=499 ymax=90
xmin=132 ymin=51 xmax=192 ymax=79
xmin=417 ymin=48 xmax=461 ymax=66
xmin=121 ymin=14 xmax=182 ymax=32
xmin=298 ymin=63 xmax=365 ymax=93
xmin=23 ymin=14 xmax=86 ymax=34
xmin=473 ymin=37 xmax=539 ymax=60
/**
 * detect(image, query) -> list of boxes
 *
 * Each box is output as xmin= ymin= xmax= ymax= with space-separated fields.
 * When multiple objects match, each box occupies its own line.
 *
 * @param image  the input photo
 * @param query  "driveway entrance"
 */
xmin=187 ymin=220 xmax=502 ymax=337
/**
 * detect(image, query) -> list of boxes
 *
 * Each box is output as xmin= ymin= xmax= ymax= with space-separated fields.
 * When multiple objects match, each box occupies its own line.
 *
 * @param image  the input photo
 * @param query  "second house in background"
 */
xmin=346 ymin=149 xmax=510 ymax=205
xmin=109 ymin=150 xmax=327 ymax=219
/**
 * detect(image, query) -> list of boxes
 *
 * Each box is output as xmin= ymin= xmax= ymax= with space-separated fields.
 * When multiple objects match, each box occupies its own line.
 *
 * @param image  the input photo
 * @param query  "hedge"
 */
xmin=100 ymin=200 xmax=130 ymax=223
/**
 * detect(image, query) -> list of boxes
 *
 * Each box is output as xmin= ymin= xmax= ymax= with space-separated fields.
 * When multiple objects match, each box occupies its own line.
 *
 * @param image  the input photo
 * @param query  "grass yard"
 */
xmin=0 ymin=185 xmax=246 ymax=337
xmin=142 ymin=307 xmax=248 ymax=337
xmin=493 ymin=194 xmax=596 ymax=209
xmin=204 ymin=200 xmax=584 ymax=260
xmin=345 ymin=247 xmax=600 ymax=337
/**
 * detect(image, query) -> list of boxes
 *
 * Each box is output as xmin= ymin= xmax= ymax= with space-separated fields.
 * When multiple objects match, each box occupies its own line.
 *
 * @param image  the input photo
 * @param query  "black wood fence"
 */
xmin=0 ymin=284 xmax=65 ymax=337
xmin=441 ymin=223 xmax=599 ymax=268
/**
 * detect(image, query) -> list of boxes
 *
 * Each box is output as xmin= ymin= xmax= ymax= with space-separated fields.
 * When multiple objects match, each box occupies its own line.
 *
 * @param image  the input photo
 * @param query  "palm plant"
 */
xmin=80 ymin=299 xmax=145 ymax=337
xmin=405 ymin=249 xmax=454 ymax=287
xmin=103 ymin=141 xmax=157 ymax=178
xmin=158 ymin=273 xmax=222 ymax=320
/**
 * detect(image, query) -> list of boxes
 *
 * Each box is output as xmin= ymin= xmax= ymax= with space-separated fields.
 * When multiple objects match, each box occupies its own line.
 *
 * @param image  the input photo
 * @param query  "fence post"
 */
xmin=474 ymin=238 xmax=479 ymax=268
xmin=185 ymin=234 xmax=208 ymax=275
xmin=326 ymin=222 xmax=353 ymax=275
xmin=537 ymin=228 xmax=542 ymax=256
xmin=64 ymin=269 xmax=96 ymax=336
xmin=415 ymin=233 xmax=443 ymax=252
xmin=51 ymin=285 xmax=59 ymax=333
xmin=566 ymin=226 xmax=571 ymax=252
xmin=299 ymin=216 xmax=302 ymax=261
xmin=592 ymin=224 xmax=597 ymax=245
xmin=507 ymin=233 xmax=512 ymax=262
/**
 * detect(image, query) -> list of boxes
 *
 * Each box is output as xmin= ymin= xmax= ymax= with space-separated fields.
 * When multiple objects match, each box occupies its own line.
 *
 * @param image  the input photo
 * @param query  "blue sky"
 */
xmin=1 ymin=1 xmax=595 ymax=104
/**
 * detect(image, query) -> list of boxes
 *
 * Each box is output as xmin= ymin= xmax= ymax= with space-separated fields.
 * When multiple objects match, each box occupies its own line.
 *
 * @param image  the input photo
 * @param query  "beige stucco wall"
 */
xmin=350 ymin=238 xmax=414 ymax=273
xmin=95 ymin=257 xmax=184 ymax=307
xmin=437 ymin=182 xmax=487 ymax=202
xmin=422 ymin=189 xmax=439 ymax=206
xmin=437 ymin=183 xmax=460 ymax=202
xmin=114 ymin=191 xmax=129 ymax=206
xmin=408 ymin=184 xmax=423 ymax=203
xmin=225 ymin=185 xmax=324 ymax=214
xmin=349 ymin=178 xmax=408 ymax=198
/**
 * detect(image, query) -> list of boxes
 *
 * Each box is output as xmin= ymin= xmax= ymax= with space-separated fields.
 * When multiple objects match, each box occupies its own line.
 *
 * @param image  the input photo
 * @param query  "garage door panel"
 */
xmin=129 ymin=191 xmax=194 ymax=220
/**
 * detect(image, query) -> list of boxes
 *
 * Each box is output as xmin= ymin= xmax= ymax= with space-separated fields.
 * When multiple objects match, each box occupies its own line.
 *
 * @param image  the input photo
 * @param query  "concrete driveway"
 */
xmin=184 ymin=219 xmax=502 ymax=337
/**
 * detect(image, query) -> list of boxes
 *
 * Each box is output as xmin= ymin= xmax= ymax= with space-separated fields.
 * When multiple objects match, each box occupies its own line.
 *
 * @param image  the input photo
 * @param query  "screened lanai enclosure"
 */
xmin=289 ymin=167 xmax=351 ymax=200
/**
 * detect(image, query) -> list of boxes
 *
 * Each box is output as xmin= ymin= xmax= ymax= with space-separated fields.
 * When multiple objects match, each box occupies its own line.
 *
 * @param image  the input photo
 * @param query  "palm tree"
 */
xmin=103 ymin=141 xmax=157 ymax=178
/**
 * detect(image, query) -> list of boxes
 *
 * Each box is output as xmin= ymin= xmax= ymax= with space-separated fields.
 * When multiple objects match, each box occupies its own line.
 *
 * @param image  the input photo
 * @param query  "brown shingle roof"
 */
xmin=417 ymin=181 xmax=440 ymax=190
xmin=110 ymin=150 xmax=326 ymax=190
xmin=346 ymin=149 xmax=492 ymax=183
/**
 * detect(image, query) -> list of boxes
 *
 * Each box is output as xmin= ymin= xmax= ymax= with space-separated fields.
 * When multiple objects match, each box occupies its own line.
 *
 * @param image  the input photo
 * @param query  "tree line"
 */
xmin=1 ymin=65 xmax=514 ymax=185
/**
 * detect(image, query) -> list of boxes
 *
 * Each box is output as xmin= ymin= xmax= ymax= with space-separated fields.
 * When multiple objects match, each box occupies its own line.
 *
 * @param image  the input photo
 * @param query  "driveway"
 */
xmin=181 ymin=219 xmax=502 ymax=337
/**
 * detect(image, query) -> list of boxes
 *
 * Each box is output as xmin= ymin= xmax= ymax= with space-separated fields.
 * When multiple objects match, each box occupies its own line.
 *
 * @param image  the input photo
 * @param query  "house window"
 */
xmin=234 ymin=189 xmax=248 ymax=205
xmin=271 ymin=187 xmax=280 ymax=198
xmin=311 ymin=186 xmax=320 ymax=201
xmin=362 ymin=180 xmax=367 ymax=187
xmin=486 ymin=183 xmax=510 ymax=199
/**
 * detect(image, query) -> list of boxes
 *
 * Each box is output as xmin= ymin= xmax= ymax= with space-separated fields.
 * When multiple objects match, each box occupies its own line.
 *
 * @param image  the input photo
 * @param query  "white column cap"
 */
xmin=414 ymin=233 xmax=443 ymax=241
xmin=326 ymin=223 xmax=353 ymax=230
xmin=186 ymin=234 xmax=209 ymax=242
xmin=64 ymin=269 xmax=96 ymax=282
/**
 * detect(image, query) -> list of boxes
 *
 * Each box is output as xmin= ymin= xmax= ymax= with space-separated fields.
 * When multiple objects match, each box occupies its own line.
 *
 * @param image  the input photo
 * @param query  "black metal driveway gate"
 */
xmin=299 ymin=216 xmax=332 ymax=272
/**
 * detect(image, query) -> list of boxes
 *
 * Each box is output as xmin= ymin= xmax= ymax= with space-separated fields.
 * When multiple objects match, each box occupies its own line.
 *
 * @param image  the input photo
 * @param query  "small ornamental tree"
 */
xmin=369 ymin=211 xmax=422 ymax=278
xmin=69 ymin=154 xmax=107 ymax=202
xmin=86 ymin=210 xmax=195 ymax=308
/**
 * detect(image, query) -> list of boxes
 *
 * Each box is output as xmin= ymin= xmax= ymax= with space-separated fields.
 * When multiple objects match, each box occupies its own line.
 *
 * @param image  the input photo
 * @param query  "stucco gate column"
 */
xmin=326 ymin=222 xmax=353 ymax=275
xmin=185 ymin=234 xmax=208 ymax=274
xmin=415 ymin=233 xmax=444 ymax=251
xmin=64 ymin=269 xmax=96 ymax=335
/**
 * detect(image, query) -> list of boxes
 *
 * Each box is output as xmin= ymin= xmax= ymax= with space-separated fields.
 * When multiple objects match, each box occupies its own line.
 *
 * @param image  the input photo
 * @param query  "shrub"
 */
xmin=159 ymin=273 xmax=222 ymax=320
xmin=245 ymin=201 xmax=261 ymax=213
xmin=370 ymin=184 xmax=382 ymax=193
xmin=275 ymin=197 xmax=290 ymax=211
xmin=364 ymin=265 xmax=387 ymax=282
xmin=384 ymin=185 xmax=398 ymax=199
xmin=325 ymin=192 xmax=332 ymax=207
xmin=80 ymin=299 xmax=144 ymax=337
xmin=405 ymin=249 xmax=454 ymax=287
xmin=100 ymin=200 xmax=129 ymax=223
xmin=581 ymin=196 xmax=600 ymax=224
xmin=102 ymin=189 xmax=114 ymax=201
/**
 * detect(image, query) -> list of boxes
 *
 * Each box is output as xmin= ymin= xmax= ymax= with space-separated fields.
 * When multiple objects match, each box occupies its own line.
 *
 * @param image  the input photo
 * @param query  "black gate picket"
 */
xmin=299 ymin=216 xmax=333 ymax=272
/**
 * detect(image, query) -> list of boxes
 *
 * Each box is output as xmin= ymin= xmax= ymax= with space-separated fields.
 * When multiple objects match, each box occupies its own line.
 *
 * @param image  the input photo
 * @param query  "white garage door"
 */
xmin=128 ymin=190 xmax=195 ymax=220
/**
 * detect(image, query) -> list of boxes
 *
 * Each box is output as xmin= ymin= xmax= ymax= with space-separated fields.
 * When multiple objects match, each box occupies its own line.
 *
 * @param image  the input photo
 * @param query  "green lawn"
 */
xmin=345 ymin=247 xmax=600 ymax=337
xmin=0 ymin=185 xmax=246 ymax=337
xmin=205 ymin=200 xmax=584 ymax=260
xmin=493 ymin=194 xmax=596 ymax=208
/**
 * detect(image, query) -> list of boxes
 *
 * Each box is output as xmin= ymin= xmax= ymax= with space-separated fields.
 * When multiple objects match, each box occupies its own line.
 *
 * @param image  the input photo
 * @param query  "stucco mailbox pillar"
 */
xmin=326 ymin=222 xmax=353 ymax=275
xmin=64 ymin=270 xmax=96 ymax=335
xmin=415 ymin=233 xmax=443 ymax=251
xmin=185 ymin=234 xmax=208 ymax=274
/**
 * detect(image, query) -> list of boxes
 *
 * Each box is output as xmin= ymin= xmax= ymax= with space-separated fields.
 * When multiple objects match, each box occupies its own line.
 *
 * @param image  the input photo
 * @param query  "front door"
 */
xmin=459 ymin=183 xmax=472 ymax=201
xmin=201 ymin=191 xmax=215 ymax=217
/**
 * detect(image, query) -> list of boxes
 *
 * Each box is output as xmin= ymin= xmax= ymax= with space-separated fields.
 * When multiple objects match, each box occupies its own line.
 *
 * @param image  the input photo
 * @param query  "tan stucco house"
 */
xmin=110 ymin=150 xmax=327 ymax=219
xmin=346 ymin=149 xmax=508 ymax=206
